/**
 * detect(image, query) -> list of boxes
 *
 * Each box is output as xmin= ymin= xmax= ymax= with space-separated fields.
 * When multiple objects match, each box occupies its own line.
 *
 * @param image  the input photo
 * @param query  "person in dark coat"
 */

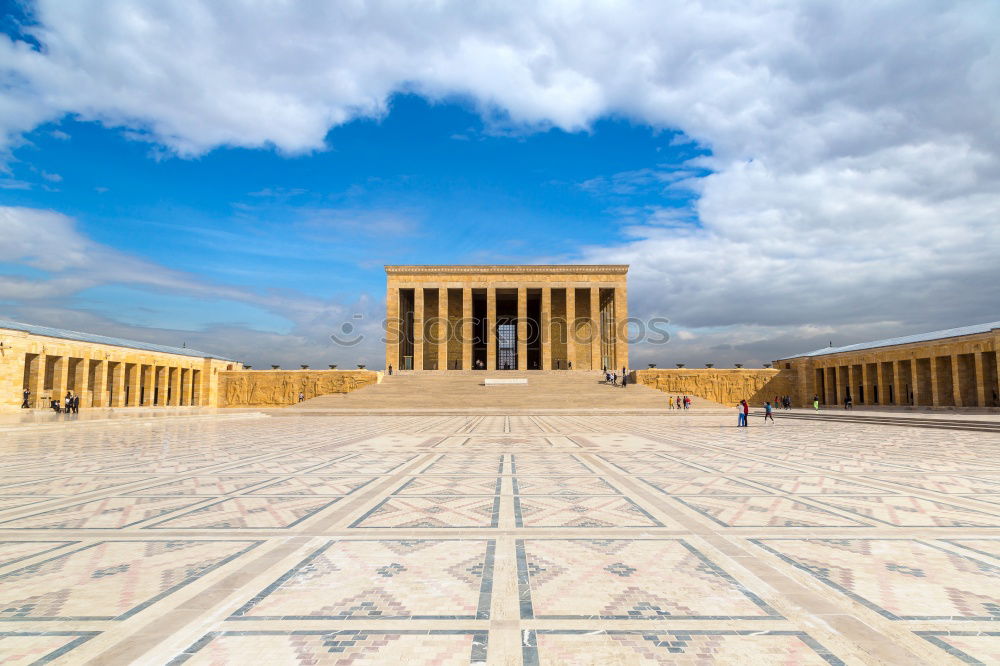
xmin=21 ymin=389 xmax=30 ymax=408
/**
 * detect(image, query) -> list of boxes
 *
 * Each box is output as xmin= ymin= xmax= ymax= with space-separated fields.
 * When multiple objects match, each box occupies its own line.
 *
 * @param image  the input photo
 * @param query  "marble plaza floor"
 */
xmin=0 ymin=412 xmax=998 ymax=664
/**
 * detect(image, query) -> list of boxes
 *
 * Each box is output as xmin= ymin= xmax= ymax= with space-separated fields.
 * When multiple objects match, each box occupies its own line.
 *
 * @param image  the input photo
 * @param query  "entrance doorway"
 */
xmin=497 ymin=322 xmax=516 ymax=370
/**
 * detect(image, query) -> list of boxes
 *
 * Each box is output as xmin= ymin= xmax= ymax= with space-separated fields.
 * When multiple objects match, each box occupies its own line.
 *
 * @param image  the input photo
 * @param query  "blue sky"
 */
xmin=1 ymin=1 xmax=998 ymax=367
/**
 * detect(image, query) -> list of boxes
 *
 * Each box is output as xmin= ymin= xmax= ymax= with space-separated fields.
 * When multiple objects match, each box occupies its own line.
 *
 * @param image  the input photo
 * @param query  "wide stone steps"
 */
xmin=289 ymin=371 xmax=723 ymax=411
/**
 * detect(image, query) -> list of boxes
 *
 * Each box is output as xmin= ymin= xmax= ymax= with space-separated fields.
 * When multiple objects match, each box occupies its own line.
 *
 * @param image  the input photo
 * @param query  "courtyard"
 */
xmin=0 ymin=411 xmax=997 ymax=665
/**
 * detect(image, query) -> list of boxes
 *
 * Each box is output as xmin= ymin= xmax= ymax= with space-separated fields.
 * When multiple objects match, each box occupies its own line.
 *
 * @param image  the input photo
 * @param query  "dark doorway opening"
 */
xmin=472 ymin=290 xmax=487 ymax=369
xmin=495 ymin=289 xmax=518 ymax=370
xmin=526 ymin=289 xmax=541 ymax=369
xmin=498 ymin=323 xmax=516 ymax=370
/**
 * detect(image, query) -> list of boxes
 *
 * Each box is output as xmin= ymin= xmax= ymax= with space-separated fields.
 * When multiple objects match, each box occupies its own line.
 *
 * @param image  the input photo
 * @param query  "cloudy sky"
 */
xmin=1 ymin=0 xmax=998 ymax=369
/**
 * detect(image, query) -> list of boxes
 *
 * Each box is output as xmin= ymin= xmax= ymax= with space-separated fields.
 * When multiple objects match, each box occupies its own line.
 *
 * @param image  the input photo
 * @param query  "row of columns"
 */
xmin=388 ymin=284 xmax=626 ymax=371
xmin=814 ymin=351 xmax=999 ymax=408
xmin=24 ymin=353 xmax=203 ymax=408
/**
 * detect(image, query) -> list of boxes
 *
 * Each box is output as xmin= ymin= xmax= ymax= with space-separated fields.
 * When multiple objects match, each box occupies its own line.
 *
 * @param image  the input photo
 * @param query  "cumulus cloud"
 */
xmin=1 ymin=1 xmax=998 ymax=366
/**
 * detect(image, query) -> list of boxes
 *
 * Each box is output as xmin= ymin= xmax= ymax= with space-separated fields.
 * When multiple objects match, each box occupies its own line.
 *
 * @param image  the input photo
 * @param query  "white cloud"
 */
xmin=0 ymin=206 xmax=386 ymax=367
xmin=1 ymin=1 xmax=997 ymax=365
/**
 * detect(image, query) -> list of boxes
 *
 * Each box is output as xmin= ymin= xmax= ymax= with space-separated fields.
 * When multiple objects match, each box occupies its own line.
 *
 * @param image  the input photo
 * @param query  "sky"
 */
xmin=1 ymin=0 xmax=998 ymax=369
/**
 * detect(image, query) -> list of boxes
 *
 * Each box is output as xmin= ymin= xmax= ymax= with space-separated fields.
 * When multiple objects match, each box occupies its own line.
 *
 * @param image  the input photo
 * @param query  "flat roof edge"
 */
xmin=0 ymin=319 xmax=235 ymax=361
xmin=778 ymin=321 xmax=1000 ymax=360
xmin=385 ymin=264 xmax=629 ymax=275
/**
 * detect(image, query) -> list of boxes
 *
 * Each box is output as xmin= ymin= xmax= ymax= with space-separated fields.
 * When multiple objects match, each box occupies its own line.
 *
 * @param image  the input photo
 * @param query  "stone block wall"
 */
xmin=632 ymin=368 xmax=797 ymax=407
xmin=218 ymin=370 xmax=382 ymax=407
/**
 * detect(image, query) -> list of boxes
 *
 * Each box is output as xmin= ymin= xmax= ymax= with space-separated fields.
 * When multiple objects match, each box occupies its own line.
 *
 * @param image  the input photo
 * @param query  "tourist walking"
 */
xmin=683 ymin=395 xmax=691 ymax=409
xmin=388 ymin=364 xmax=393 ymax=376
xmin=622 ymin=373 xmax=627 ymax=388
xmin=73 ymin=394 xmax=80 ymax=413
xmin=764 ymin=401 xmax=774 ymax=423
xmin=667 ymin=395 xmax=674 ymax=409
xmin=21 ymin=388 xmax=30 ymax=408
xmin=741 ymin=399 xmax=749 ymax=426
xmin=737 ymin=401 xmax=746 ymax=427
xmin=813 ymin=395 xmax=820 ymax=411
xmin=844 ymin=393 xmax=853 ymax=410
xmin=675 ymin=396 xmax=681 ymax=409
xmin=298 ymin=391 xmax=305 ymax=403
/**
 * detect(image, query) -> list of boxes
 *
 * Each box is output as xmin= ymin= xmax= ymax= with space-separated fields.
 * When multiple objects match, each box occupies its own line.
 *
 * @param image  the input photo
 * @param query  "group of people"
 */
xmin=603 ymin=366 xmax=629 ymax=387
xmin=739 ymin=398 xmax=783 ymax=426
xmin=772 ymin=395 xmax=793 ymax=409
xmin=667 ymin=395 xmax=692 ymax=409
xmin=51 ymin=391 xmax=80 ymax=414
xmin=21 ymin=388 xmax=82 ymax=413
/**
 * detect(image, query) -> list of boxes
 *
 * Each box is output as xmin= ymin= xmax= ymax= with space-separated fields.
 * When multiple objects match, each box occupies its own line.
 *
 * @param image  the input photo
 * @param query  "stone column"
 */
xmin=90 ymin=359 xmax=105 ymax=407
xmin=125 ymin=364 xmax=139 ymax=406
xmin=486 ymin=287 xmax=497 ymax=370
xmin=891 ymin=360 xmax=902 ymax=405
xmin=951 ymin=354 xmax=964 ymax=407
xmin=78 ymin=357 xmax=92 ymax=406
xmin=438 ymin=287 xmax=449 ymax=371
xmin=860 ymin=363 xmax=870 ymax=404
xmin=908 ymin=359 xmax=920 ymax=407
xmin=52 ymin=356 xmax=70 ymax=403
xmin=564 ymin=286 xmax=575 ymax=370
xmin=590 ymin=287 xmax=601 ymax=371
xmin=157 ymin=365 xmax=169 ymax=405
xmin=974 ymin=352 xmax=987 ymax=408
xmin=847 ymin=364 xmax=856 ymax=402
xmin=170 ymin=366 xmax=181 ymax=405
xmin=191 ymin=368 xmax=207 ymax=407
xmin=541 ymin=287 xmax=552 ymax=370
xmin=929 ymin=357 xmax=941 ymax=407
xmin=108 ymin=361 xmax=128 ymax=407
xmin=143 ymin=364 xmax=156 ymax=405
xmin=517 ymin=286 xmax=528 ymax=370
xmin=462 ymin=287 xmax=473 ymax=371
xmin=385 ymin=285 xmax=399 ymax=372
xmin=181 ymin=368 xmax=193 ymax=406
xmin=30 ymin=355 xmax=46 ymax=408
xmin=413 ymin=287 xmax=424 ymax=371
xmin=615 ymin=284 xmax=629 ymax=371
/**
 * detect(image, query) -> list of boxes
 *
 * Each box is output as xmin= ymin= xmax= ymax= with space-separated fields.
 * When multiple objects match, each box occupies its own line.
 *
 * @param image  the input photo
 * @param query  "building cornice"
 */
xmin=385 ymin=264 xmax=629 ymax=275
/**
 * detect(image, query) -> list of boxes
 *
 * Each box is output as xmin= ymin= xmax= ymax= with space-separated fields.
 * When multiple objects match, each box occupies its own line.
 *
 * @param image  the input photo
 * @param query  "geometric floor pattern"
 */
xmin=0 ymin=411 xmax=998 ymax=663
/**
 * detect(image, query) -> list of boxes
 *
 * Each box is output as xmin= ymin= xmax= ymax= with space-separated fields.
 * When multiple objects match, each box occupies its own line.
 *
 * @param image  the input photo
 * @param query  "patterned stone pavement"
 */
xmin=0 ymin=412 xmax=997 ymax=664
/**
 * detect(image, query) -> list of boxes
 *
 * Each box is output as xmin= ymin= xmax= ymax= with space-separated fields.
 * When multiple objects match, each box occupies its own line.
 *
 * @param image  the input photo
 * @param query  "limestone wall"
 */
xmin=632 ymin=368 xmax=797 ymax=407
xmin=219 ymin=370 xmax=382 ymax=407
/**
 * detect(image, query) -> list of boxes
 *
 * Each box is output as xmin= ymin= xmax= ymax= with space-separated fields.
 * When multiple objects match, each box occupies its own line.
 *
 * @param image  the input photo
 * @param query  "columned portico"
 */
xmin=385 ymin=265 xmax=629 ymax=371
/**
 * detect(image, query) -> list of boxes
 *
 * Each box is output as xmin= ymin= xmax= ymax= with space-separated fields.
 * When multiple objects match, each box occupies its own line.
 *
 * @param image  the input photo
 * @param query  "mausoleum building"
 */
xmin=385 ymin=265 xmax=629 ymax=371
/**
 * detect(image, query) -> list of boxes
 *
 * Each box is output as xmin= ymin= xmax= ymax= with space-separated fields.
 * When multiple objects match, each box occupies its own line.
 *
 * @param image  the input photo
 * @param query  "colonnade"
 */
xmin=21 ymin=353 xmax=205 ymax=408
xmin=809 ymin=350 xmax=1000 ymax=408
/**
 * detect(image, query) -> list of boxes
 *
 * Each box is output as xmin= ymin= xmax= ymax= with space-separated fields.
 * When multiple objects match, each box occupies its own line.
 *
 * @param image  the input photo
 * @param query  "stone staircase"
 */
xmin=287 ymin=371 xmax=723 ymax=412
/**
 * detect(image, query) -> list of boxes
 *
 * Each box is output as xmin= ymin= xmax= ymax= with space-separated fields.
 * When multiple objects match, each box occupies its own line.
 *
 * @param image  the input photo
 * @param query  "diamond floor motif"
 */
xmin=2 ymin=410 xmax=999 ymax=664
